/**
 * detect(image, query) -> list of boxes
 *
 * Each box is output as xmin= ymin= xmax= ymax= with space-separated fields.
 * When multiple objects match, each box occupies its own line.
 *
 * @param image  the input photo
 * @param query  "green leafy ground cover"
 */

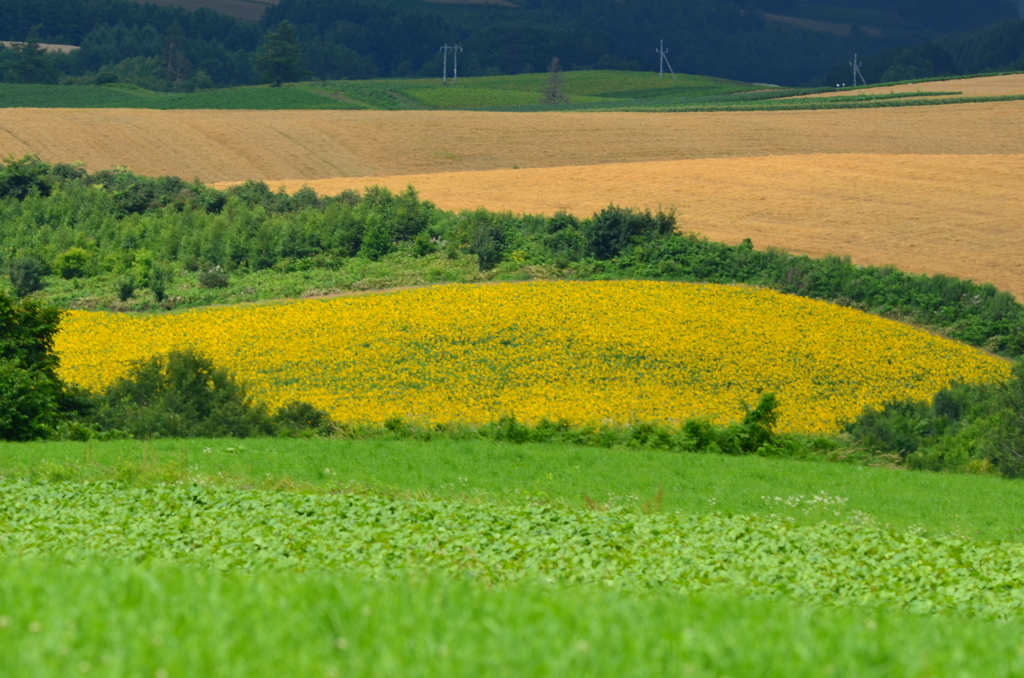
xmin=5 ymin=560 xmax=1024 ymax=678
xmin=3 ymin=476 xmax=1024 ymax=617
xmin=2 ymin=438 xmax=1022 ymax=542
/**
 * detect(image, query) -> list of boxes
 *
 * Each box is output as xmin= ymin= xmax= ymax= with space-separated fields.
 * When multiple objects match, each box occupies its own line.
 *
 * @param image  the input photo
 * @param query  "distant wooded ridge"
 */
xmin=0 ymin=0 xmax=1021 ymax=88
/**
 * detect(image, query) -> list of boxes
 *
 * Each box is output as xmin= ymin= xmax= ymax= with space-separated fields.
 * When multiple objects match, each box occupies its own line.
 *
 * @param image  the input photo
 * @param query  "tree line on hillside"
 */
xmin=819 ymin=19 xmax=1024 ymax=85
xmin=0 ymin=0 xmax=1019 ymax=88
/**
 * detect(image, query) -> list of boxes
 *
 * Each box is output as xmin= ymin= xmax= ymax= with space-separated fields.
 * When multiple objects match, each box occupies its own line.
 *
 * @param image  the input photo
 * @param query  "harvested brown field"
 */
xmin=804 ymin=73 xmax=1024 ymax=98
xmin=224 ymin=154 xmax=1024 ymax=299
xmin=2 ymin=101 xmax=1024 ymax=183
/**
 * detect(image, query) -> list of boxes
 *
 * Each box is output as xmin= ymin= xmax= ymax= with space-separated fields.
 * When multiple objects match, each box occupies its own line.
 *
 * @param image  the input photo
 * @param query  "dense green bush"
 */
xmin=53 ymin=247 xmax=92 ymax=279
xmin=91 ymin=348 xmax=336 ymax=440
xmin=843 ymin=363 xmax=1024 ymax=477
xmin=93 ymin=348 xmax=277 ymax=438
xmin=0 ymin=291 xmax=63 ymax=439
xmin=989 ymin=361 xmax=1024 ymax=477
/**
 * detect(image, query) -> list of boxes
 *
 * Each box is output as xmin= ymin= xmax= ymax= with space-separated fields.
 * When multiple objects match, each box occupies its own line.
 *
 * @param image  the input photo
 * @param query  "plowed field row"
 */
xmin=2 ymin=101 xmax=1024 ymax=182
xmin=223 ymin=153 xmax=1024 ymax=299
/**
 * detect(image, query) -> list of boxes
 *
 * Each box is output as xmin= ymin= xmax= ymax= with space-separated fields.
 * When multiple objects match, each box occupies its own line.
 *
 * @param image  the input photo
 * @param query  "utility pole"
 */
xmin=439 ymin=44 xmax=454 ymax=83
xmin=850 ymin=54 xmax=866 ymax=86
xmin=656 ymin=40 xmax=676 ymax=80
xmin=453 ymin=44 xmax=463 ymax=83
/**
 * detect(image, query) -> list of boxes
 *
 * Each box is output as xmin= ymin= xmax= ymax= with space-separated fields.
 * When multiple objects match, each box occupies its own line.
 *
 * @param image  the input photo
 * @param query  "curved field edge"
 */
xmin=53 ymin=281 xmax=1011 ymax=434
xmin=5 ymin=560 xmax=1024 ymax=678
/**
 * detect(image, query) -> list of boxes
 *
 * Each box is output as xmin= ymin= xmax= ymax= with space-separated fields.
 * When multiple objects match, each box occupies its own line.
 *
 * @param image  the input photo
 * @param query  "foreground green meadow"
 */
xmin=3 ymin=438 xmax=1024 ymax=676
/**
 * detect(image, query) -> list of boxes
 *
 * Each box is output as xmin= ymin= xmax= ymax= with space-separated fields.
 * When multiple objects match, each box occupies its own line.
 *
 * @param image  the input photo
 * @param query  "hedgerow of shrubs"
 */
xmin=844 ymin=360 xmax=1024 ymax=478
xmin=2 ymin=155 xmax=1021 ymax=357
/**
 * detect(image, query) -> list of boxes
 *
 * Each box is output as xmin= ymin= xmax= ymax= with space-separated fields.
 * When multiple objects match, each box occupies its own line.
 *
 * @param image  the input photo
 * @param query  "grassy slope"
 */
xmin=4 ymin=71 xmax=1019 ymax=111
xmin=0 ymin=83 xmax=365 ymax=110
xmin=5 ymin=559 xmax=1023 ymax=678
xmin=4 ymin=437 xmax=1022 ymax=542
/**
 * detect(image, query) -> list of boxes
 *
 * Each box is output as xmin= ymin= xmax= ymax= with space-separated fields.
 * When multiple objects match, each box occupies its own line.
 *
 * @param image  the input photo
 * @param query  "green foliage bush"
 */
xmin=7 ymin=255 xmax=43 ymax=298
xmin=585 ymin=205 xmax=674 ymax=260
xmin=116 ymin=274 xmax=134 ymax=301
xmin=53 ymin=247 xmax=91 ymax=279
xmin=198 ymin=266 xmax=229 ymax=289
xmin=271 ymin=400 xmax=335 ymax=437
xmin=94 ymin=348 xmax=277 ymax=439
xmin=843 ymin=364 xmax=1024 ymax=477
xmin=0 ymin=291 xmax=63 ymax=440
xmin=0 ymin=154 xmax=53 ymax=200
xmin=90 ymin=348 xmax=336 ymax=440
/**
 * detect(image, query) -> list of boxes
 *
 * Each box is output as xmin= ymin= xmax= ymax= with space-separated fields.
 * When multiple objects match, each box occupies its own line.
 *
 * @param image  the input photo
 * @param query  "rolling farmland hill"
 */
xmin=1 ymin=74 xmax=1022 ymax=297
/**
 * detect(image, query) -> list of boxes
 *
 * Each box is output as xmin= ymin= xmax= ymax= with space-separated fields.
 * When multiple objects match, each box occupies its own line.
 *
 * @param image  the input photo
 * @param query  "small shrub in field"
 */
xmin=117 ymin=275 xmax=135 ymax=301
xmin=199 ymin=266 xmax=229 ymax=289
xmin=53 ymin=247 xmax=92 ymax=279
xmin=150 ymin=263 xmax=173 ymax=302
xmin=272 ymin=400 xmax=334 ymax=436
xmin=94 ymin=348 xmax=276 ymax=438
xmin=8 ymin=256 xmax=44 ymax=298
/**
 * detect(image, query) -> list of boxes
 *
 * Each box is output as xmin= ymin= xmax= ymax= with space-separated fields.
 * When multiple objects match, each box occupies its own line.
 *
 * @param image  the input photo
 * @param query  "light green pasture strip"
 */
xmin=2 ymin=557 xmax=1024 ymax=678
xmin=2 ymin=560 xmax=1024 ymax=678
xmin=2 ymin=437 xmax=1022 ymax=542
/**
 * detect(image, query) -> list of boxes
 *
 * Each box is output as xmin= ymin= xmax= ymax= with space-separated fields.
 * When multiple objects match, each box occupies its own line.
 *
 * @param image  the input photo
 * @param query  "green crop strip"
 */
xmin=3 ymin=479 xmax=1024 ymax=618
xmin=6 ymin=560 xmax=1024 ymax=678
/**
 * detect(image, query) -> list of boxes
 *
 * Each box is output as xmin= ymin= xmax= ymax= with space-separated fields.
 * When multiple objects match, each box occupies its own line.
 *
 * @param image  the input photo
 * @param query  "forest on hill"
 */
xmin=0 ymin=0 xmax=1020 ymax=88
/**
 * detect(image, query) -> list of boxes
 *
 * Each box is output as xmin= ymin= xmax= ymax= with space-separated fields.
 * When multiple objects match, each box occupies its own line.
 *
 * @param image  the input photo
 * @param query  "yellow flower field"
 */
xmin=55 ymin=281 xmax=1010 ymax=433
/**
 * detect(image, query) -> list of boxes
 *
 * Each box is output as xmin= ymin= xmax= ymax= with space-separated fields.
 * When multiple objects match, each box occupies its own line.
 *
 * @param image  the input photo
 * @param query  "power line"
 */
xmin=453 ymin=44 xmax=463 ymax=84
xmin=850 ymin=53 xmax=866 ymax=86
xmin=656 ymin=40 xmax=676 ymax=80
xmin=439 ymin=43 xmax=454 ymax=83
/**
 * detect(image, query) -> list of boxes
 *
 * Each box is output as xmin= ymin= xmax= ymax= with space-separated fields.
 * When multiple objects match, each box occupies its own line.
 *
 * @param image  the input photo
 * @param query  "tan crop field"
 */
xmin=222 ymin=153 xmax=1024 ymax=299
xmin=2 ymin=101 xmax=1024 ymax=183
xmin=803 ymin=73 xmax=1024 ymax=98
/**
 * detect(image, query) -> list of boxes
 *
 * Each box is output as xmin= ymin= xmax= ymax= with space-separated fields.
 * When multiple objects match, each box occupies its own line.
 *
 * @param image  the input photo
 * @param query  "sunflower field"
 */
xmin=55 ymin=281 xmax=1010 ymax=433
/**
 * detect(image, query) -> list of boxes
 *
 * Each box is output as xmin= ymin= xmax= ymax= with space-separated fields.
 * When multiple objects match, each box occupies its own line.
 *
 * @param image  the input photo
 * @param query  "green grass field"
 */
xmin=5 ymin=560 xmax=1024 ymax=678
xmin=3 ymin=70 xmax=1019 ymax=112
xmin=0 ymin=83 xmax=364 ymax=110
xmin=3 ymin=437 xmax=1022 ymax=542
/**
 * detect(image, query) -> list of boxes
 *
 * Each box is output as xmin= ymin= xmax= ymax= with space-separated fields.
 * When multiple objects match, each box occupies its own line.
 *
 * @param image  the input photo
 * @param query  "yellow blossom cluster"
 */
xmin=54 ymin=281 xmax=1011 ymax=433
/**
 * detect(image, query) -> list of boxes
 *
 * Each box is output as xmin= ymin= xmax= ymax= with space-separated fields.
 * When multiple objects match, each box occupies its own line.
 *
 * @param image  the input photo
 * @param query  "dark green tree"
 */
xmin=990 ymin=361 xmax=1024 ymax=478
xmin=254 ymin=21 xmax=310 ymax=87
xmin=8 ymin=256 xmax=44 ymax=298
xmin=0 ymin=291 xmax=63 ymax=440
xmin=11 ymin=26 xmax=58 ymax=84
